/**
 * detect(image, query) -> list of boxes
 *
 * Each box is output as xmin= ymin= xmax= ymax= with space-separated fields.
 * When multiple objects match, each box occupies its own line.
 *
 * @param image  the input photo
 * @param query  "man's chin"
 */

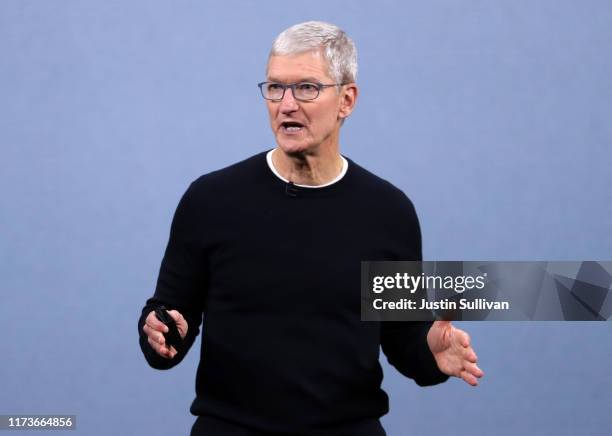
xmin=275 ymin=139 xmax=313 ymax=156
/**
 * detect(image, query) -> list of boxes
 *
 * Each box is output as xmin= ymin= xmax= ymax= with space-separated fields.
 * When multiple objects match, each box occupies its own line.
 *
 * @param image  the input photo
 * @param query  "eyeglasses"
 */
xmin=257 ymin=81 xmax=347 ymax=101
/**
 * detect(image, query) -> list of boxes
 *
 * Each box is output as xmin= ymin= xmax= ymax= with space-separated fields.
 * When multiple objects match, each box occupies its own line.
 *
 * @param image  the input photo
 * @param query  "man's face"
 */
xmin=265 ymin=50 xmax=356 ymax=155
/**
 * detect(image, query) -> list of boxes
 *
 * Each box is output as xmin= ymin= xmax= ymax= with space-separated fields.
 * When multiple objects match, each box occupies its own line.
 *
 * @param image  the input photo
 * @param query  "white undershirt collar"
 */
xmin=266 ymin=149 xmax=348 ymax=188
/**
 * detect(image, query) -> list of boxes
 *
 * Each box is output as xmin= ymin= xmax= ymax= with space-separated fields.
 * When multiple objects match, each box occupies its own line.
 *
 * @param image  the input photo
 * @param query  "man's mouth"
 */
xmin=280 ymin=121 xmax=305 ymax=133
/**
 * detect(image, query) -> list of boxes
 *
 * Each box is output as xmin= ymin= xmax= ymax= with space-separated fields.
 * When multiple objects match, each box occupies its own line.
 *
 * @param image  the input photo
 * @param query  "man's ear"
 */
xmin=338 ymin=83 xmax=358 ymax=121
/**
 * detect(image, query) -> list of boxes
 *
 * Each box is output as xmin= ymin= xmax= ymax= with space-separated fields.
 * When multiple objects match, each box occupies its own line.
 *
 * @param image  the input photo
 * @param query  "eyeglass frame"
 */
xmin=257 ymin=81 xmax=349 ymax=101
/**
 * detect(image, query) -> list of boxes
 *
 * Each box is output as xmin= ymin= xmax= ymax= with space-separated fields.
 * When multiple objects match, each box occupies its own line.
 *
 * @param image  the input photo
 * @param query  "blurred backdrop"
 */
xmin=1 ymin=1 xmax=611 ymax=435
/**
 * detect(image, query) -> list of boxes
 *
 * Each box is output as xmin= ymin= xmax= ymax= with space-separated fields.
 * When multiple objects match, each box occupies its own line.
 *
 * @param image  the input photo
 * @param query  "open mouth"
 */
xmin=280 ymin=121 xmax=305 ymax=133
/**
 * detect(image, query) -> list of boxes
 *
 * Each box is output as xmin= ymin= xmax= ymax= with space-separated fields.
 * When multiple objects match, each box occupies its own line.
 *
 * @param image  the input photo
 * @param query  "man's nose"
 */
xmin=279 ymin=87 xmax=299 ymax=113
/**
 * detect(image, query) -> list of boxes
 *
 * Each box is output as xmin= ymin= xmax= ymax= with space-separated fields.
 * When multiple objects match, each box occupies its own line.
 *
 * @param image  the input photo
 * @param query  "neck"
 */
xmin=272 ymin=145 xmax=343 ymax=186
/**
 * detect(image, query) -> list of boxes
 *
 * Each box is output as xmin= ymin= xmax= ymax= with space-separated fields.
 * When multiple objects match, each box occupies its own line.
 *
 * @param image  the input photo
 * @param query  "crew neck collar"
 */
xmin=266 ymin=149 xmax=348 ymax=188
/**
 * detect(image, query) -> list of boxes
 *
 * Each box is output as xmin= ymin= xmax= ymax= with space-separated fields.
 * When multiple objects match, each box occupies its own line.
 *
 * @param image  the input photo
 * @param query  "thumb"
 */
xmin=431 ymin=320 xmax=453 ymax=345
xmin=434 ymin=320 xmax=452 ymax=329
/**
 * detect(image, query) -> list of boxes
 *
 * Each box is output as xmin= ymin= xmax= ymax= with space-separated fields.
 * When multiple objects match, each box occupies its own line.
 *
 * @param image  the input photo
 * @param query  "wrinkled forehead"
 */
xmin=266 ymin=50 xmax=333 ymax=83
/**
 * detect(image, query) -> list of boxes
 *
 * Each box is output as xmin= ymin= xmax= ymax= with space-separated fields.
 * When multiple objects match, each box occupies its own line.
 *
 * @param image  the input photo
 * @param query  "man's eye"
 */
xmin=297 ymin=83 xmax=317 ymax=91
xmin=267 ymin=83 xmax=283 ymax=91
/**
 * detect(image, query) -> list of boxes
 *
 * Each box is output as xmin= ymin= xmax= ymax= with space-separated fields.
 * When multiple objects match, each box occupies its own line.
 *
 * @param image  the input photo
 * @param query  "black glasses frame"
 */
xmin=257 ymin=81 xmax=348 ymax=101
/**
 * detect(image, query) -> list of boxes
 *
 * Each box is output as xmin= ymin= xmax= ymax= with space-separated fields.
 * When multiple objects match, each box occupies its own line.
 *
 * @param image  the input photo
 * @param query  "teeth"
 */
xmin=285 ymin=126 xmax=302 ymax=131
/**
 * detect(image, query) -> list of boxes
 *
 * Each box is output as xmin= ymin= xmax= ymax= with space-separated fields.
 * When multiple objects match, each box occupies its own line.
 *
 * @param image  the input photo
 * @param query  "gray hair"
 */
xmin=269 ymin=21 xmax=358 ymax=84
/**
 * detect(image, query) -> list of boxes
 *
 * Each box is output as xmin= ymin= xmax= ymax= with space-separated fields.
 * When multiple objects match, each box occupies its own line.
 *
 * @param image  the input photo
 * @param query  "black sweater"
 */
xmin=138 ymin=150 xmax=448 ymax=434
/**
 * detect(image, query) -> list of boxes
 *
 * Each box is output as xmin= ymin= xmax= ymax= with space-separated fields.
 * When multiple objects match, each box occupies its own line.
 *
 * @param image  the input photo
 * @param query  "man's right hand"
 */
xmin=142 ymin=309 xmax=188 ymax=359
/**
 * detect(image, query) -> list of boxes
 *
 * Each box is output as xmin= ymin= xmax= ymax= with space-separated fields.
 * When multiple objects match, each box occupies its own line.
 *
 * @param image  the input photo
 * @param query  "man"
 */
xmin=138 ymin=21 xmax=483 ymax=436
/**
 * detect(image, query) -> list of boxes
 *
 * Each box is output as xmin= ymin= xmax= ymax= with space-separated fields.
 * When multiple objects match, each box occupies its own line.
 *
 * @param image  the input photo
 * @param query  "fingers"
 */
xmin=451 ymin=327 xmax=484 ymax=386
xmin=458 ymin=360 xmax=483 ymax=386
xmin=448 ymin=325 xmax=470 ymax=350
xmin=143 ymin=323 xmax=165 ymax=346
xmin=147 ymin=336 xmax=178 ymax=359
xmin=167 ymin=310 xmax=188 ymax=339
xmin=145 ymin=310 xmax=168 ymax=334
xmin=463 ymin=361 xmax=484 ymax=379
xmin=460 ymin=369 xmax=479 ymax=386
xmin=454 ymin=328 xmax=470 ymax=348
xmin=463 ymin=346 xmax=477 ymax=363
xmin=458 ymin=353 xmax=484 ymax=386
xmin=143 ymin=310 xmax=175 ymax=359
xmin=450 ymin=329 xmax=475 ymax=357
xmin=142 ymin=308 xmax=187 ymax=358
xmin=146 ymin=334 xmax=169 ymax=358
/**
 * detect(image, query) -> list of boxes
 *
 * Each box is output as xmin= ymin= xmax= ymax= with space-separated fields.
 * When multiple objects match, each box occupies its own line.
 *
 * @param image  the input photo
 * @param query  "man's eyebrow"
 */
xmin=267 ymin=76 xmax=323 ymax=83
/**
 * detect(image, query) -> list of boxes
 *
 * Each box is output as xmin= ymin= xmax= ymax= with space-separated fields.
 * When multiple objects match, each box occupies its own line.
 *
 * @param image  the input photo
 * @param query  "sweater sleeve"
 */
xmin=137 ymin=182 xmax=207 ymax=370
xmin=379 ymin=190 xmax=449 ymax=386
xmin=381 ymin=321 xmax=449 ymax=386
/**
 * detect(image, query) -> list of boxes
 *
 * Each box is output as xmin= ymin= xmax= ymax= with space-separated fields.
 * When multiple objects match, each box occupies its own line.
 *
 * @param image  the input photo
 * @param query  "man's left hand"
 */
xmin=427 ymin=321 xmax=484 ymax=386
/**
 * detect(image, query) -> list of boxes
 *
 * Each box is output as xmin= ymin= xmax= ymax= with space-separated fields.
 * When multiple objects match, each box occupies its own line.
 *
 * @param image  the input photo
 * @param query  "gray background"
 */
xmin=1 ymin=1 xmax=611 ymax=435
